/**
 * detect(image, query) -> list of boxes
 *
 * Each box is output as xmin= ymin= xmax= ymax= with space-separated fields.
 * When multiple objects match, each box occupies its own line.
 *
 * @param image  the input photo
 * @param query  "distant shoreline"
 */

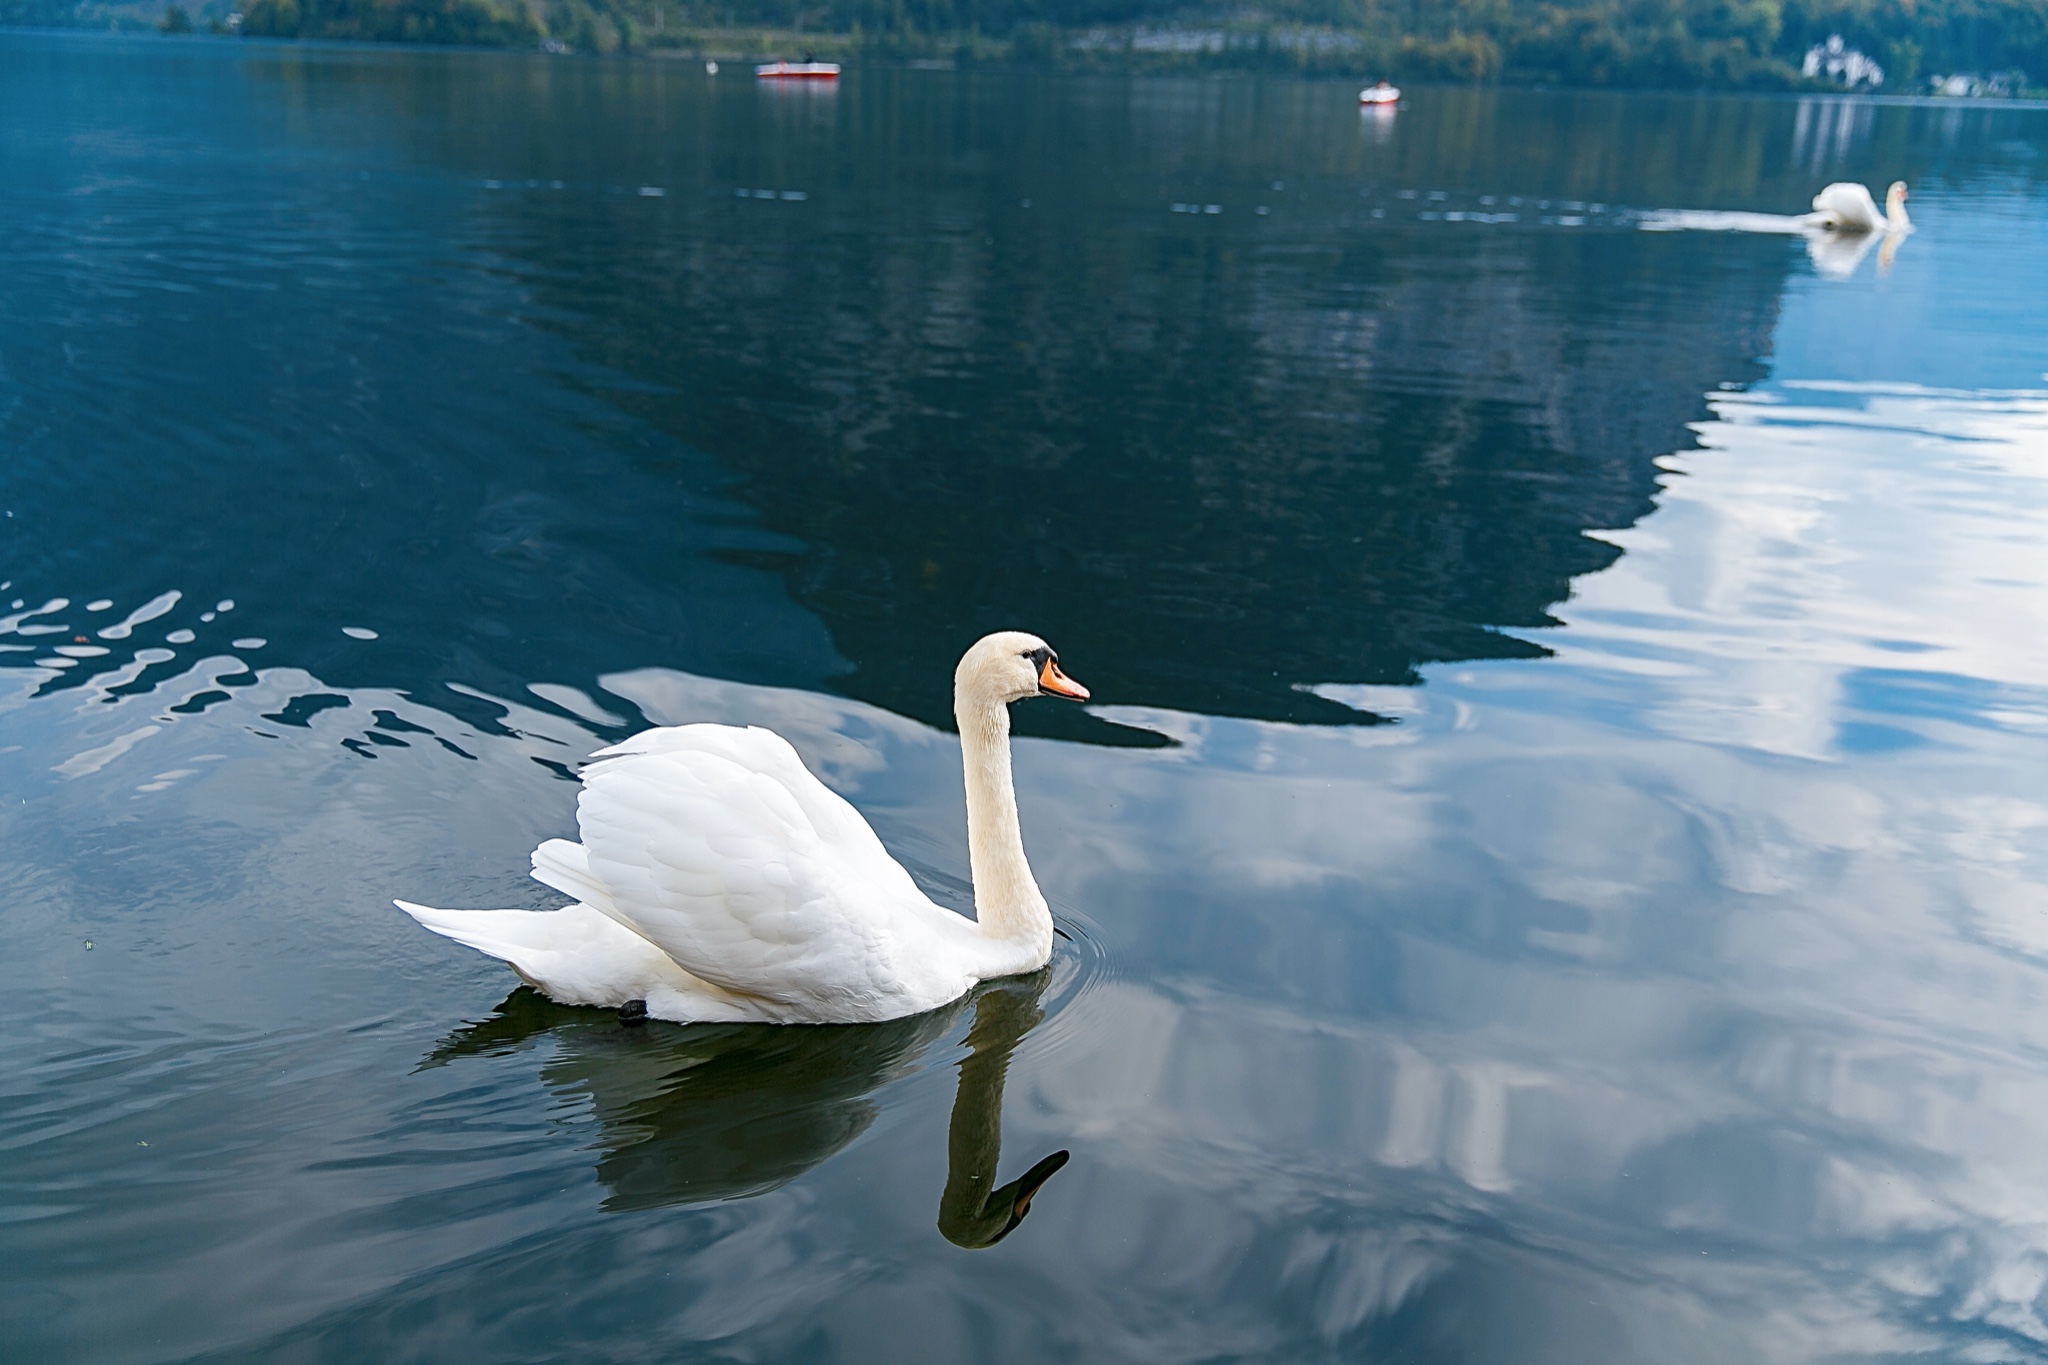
xmin=8 ymin=18 xmax=2045 ymax=101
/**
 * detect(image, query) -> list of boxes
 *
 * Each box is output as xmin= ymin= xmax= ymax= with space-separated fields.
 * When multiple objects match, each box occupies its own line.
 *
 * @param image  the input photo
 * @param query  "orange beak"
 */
xmin=1038 ymin=657 xmax=1090 ymax=701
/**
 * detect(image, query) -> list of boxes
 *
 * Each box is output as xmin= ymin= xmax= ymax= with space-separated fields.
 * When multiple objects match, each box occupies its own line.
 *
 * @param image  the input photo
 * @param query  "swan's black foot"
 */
xmin=617 ymin=1000 xmax=648 ymax=1027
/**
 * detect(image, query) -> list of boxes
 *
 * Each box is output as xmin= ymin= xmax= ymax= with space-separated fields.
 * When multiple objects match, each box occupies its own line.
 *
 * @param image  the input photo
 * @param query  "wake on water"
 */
xmin=1635 ymin=208 xmax=1907 ymax=279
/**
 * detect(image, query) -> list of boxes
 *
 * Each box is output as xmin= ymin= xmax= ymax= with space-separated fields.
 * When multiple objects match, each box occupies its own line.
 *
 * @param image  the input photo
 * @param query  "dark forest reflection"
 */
xmin=428 ymin=972 xmax=1067 ymax=1243
xmin=0 ymin=54 xmax=1835 ymax=742
xmin=389 ymin=70 xmax=1808 ymax=734
xmin=21 ymin=53 xmax=2031 ymax=743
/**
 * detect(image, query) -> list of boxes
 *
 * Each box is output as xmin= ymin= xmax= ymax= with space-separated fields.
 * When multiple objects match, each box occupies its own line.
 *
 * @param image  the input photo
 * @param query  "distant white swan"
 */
xmin=398 ymin=632 xmax=1091 ymax=1025
xmin=1635 ymin=180 xmax=1912 ymax=279
xmin=1805 ymin=180 xmax=1911 ymax=234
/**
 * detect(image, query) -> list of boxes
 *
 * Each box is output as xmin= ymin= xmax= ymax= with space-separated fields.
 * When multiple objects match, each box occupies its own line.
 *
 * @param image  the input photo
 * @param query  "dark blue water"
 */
xmin=6 ymin=31 xmax=2048 ymax=1363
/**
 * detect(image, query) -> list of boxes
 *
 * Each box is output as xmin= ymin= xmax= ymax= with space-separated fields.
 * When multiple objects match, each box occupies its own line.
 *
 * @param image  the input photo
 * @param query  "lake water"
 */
xmin=5 ymin=31 xmax=2048 ymax=1363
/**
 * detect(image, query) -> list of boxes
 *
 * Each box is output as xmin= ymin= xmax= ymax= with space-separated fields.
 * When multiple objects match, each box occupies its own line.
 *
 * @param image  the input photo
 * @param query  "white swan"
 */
xmin=1806 ymin=180 xmax=1910 ymax=234
xmin=397 ymin=632 xmax=1090 ymax=1025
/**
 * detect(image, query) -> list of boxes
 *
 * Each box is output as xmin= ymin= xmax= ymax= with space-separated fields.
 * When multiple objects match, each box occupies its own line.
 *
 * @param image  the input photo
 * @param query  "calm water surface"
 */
xmin=5 ymin=32 xmax=2048 ymax=1363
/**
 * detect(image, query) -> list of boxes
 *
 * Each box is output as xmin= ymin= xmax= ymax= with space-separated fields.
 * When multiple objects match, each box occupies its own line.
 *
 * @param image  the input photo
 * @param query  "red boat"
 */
xmin=755 ymin=61 xmax=841 ymax=80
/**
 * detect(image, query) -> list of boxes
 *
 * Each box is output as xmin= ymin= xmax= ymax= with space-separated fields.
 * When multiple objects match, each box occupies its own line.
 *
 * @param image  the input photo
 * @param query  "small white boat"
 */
xmin=1359 ymin=80 xmax=1400 ymax=105
xmin=755 ymin=61 xmax=841 ymax=80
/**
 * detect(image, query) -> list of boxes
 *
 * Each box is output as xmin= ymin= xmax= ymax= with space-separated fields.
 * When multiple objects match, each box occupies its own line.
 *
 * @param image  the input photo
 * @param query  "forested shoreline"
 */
xmin=12 ymin=0 xmax=2046 ymax=92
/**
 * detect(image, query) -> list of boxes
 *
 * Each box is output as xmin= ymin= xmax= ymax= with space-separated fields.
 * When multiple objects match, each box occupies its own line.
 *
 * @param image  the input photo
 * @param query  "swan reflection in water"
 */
xmin=425 ymin=970 xmax=1069 ymax=1247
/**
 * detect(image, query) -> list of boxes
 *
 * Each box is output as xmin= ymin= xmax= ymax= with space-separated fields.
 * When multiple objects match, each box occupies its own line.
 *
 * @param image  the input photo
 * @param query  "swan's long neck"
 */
xmin=937 ymin=982 xmax=1054 ymax=1248
xmin=1886 ymin=186 xmax=1911 ymax=230
xmin=955 ymin=691 xmax=1052 ymax=955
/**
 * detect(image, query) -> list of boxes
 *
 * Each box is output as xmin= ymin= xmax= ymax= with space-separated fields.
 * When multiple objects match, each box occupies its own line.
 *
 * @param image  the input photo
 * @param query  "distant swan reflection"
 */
xmin=425 ymin=971 xmax=1068 ymax=1246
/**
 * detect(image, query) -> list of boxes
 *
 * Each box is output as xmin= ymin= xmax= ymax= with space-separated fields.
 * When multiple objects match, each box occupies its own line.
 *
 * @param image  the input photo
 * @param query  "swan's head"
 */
xmin=956 ymin=631 xmax=1090 ymax=707
xmin=1887 ymin=181 xmax=1909 ymax=206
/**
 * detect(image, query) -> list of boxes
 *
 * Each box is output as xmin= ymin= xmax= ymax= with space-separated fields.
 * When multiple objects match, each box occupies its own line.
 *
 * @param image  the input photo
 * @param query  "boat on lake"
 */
xmin=755 ymin=61 xmax=841 ymax=80
xmin=1359 ymin=80 xmax=1400 ymax=105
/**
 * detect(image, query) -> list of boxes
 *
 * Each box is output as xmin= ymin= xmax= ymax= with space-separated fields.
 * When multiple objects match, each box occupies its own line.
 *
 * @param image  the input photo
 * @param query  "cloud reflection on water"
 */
xmin=1004 ymin=378 xmax=2048 ymax=1358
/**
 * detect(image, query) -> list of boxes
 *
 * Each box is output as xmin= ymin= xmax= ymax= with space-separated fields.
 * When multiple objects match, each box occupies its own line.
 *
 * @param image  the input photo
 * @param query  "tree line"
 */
xmin=31 ymin=0 xmax=2045 ymax=90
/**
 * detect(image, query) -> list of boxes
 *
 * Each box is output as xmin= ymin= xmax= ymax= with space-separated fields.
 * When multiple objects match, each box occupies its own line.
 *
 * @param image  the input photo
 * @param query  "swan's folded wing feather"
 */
xmin=589 ymin=726 xmax=931 ymax=904
xmin=1811 ymin=182 xmax=1880 ymax=229
xmin=531 ymin=837 xmax=613 ymax=910
xmin=574 ymin=725 xmax=947 ymax=1010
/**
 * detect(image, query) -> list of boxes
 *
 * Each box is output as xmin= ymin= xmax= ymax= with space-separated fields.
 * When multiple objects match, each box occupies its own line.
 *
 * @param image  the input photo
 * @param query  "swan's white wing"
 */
xmin=574 ymin=725 xmax=965 ymax=1016
xmin=1811 ymin=182 xmax=1880 ymax=230
xmin=586 ymin=726 xmax=908 ymax=879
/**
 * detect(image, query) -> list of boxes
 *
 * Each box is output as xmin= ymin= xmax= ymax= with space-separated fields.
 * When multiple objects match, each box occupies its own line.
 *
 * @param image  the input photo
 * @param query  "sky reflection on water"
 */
xmin=4 ymin=31 xmax=2048 ymax=1365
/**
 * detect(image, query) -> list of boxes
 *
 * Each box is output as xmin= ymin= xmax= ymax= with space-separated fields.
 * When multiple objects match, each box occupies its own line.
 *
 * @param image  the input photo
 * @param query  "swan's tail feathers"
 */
xmin=530 ymin=838 xmax=615 ymax=913
xmin=394 ymin=899 xmax=710 ymax=1012
xmin=396 ymin=900 xmax=551 ymax=969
